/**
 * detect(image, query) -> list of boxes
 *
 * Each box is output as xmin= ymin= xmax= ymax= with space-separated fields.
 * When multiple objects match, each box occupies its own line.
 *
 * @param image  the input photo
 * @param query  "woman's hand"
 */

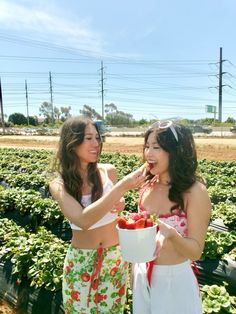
xmin=110 ymin=197 xmax=125 ymax=213
xmin=120 ymin=165 xmax=146 ymax=191
xmin=154 ymin=219 xmax=177 ymax=256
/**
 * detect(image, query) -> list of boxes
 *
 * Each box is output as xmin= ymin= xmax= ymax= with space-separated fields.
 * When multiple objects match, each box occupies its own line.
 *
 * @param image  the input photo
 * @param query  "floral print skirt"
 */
xmin=63 ymin=244 xmax=129 ymax=314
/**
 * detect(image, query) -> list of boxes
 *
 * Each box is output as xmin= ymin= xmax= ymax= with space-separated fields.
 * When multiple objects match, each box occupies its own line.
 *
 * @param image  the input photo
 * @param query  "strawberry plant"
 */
xmin=224 ymin=247 xmax=236 ymax=263
xmin=0 ymin=218 xmax=69 ymax=291
xmin=2 ymin=172 xmax=48 ymax=190
xmin=123 ymin=190 xmax=139 ymax=213
xmin=202 ymin=229 xmax=236 ymax=260
xmin=0 ymin=187 xmax=64 ymax=232
xmin=208 ymin=186 xmax=236 ymax=204
xmin=212 ymin=201 xmax=236 ymax=230
xmin=201 ymin=284 xmax=236 ymax=313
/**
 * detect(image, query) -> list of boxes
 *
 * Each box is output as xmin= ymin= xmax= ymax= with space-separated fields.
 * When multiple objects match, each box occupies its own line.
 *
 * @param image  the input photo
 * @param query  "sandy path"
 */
xmin=0 ymin=135 xmax=235 ymax=160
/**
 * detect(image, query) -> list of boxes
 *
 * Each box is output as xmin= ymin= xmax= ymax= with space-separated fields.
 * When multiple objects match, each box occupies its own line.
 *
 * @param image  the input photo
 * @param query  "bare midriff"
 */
xmin=154 ymin=238 xmax=187 ymax=265
xmin=71 ymin=220 xmax=119 ymax=249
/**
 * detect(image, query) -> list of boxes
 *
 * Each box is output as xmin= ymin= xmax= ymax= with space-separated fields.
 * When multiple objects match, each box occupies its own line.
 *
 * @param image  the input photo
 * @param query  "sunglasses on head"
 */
xmin=150 ymin=120 xmax=178 ymax=142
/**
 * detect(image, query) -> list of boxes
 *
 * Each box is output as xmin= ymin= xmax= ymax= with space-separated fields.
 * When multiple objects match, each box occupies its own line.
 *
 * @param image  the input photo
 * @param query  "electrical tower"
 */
xmin=218 ymin=47 xmax=223 ymax=122
xmin=49 ymin=71 xmax=54 ymax=126
xmin=0 ymin=78 xmax=5 ymax=134
xmin=25 ymin=80 xmax=29 ymax=125
xmin=100 ymin=61 xmax=105 ymax=120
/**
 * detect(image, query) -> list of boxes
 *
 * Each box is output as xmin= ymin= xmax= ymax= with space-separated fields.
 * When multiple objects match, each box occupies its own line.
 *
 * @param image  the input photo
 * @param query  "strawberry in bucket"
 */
xmin=117 ymin=211 xmax=157 ymax=229
xmin=116 ymin=211 xmax=158 ymax=263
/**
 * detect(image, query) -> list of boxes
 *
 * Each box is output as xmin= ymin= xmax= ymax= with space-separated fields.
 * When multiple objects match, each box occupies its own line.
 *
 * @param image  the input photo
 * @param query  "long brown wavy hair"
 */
xmin=143 ymin=123 xmax=202 ymax=212
xmin=53 ymin=116 xmax=103 ymax=206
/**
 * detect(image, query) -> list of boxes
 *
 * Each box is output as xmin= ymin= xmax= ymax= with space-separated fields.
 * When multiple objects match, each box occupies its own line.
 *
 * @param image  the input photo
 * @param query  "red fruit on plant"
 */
xmin=117 ymin=216 xmax=127 ymax=229
xmin=135 ymin=218 xmax=146 ymax=229
xmin=145 ymin=218 xmax=154 ymax=227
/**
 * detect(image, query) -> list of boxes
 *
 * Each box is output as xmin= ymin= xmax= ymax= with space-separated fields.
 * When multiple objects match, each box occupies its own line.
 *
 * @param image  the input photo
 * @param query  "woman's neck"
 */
xmin=153 ymin=173 xmax=170 ymax=186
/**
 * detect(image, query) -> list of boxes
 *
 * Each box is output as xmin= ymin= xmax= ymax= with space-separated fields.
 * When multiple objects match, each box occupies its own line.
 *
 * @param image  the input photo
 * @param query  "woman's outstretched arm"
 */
xmin=50 ymin=166 xmax=146 ymax=230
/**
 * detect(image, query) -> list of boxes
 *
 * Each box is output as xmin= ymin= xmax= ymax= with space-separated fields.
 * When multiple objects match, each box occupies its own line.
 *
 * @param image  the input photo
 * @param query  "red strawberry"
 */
xmin=117 ymin=216 xmax=127 ymax=229
xmin=125 ymin=219 xmax=135 ymax=229
xmin=145 ymin=218 xmax=154 ymax=228
xmin=135 ymin=218 xmax=146 ymax=229
xmin=131 ymin=213 xmax=143 ymax=221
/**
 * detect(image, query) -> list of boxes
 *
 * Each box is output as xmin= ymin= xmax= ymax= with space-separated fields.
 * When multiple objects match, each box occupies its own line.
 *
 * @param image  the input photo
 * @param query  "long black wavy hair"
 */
xmin=143 ymin=123 xmax=202 ymax=212
xmin=53 ymin=116 xmax=103 ymax=206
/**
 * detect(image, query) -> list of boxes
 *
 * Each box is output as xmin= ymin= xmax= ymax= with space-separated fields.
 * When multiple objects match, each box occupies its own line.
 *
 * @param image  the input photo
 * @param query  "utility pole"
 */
xmin=49 ymin=71 xmax=54 ymax=126
xmin=25 ymin=80 xmax=29 ymax=125
xmin=218 ymin=47 xmax=223 ymax=122
xmin=0 ymin=78 xmax=5 ymax=135
xmin=100 ymin=61 xmax=105 ymax=120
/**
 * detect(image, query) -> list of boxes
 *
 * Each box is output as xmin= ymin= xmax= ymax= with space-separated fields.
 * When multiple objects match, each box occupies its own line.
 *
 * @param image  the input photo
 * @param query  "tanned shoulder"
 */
xmin=98 ymin=163 xmax=117 ymax=184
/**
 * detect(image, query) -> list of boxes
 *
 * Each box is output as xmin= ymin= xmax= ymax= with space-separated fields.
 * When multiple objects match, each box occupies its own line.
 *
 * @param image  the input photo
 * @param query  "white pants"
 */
xmin=133 ymin=260 xmax=202 ymax=314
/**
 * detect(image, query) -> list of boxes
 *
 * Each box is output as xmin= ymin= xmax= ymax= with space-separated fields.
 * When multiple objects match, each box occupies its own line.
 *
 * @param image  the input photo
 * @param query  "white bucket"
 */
xmin=116 ymin=224 xmax=157 ymax=263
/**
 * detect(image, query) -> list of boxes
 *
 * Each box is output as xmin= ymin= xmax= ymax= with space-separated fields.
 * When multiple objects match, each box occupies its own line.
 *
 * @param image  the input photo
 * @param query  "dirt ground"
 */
xmin=0 ymin=135 xmax=236 ymax=161
xmin=0 ymin=301 xmax=15 ymax=314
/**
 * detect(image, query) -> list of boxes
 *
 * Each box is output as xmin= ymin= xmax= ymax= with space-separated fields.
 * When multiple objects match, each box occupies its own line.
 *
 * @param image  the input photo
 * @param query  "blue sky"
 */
xmin=0 ymin=0 xmax=236 ymax=122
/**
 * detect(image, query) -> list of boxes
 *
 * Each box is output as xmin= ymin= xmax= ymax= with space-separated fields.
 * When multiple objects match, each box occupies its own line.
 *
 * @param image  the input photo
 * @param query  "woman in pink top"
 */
xmin=49 ymin=116 xmax=145 ymax=314
xmin=133 ymin=121 xmax=211 ymax=314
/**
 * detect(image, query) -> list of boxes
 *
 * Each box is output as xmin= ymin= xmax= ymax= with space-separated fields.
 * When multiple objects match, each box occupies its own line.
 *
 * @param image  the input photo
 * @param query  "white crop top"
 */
xmin=69 ymin=165 xmax=118 ymax=230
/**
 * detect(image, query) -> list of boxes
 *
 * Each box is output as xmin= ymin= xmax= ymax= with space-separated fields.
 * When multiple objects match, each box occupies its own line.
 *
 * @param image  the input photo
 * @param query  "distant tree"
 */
xmin=8 ymin=113 xmax=27 ymax=125
xmin=80 ymin=105 xmax=103 ymax=120
xmin=29 ymin=116 xmax=39 ymax=126
xmin=28 ymin=116 xmax=38 ymax=126
xmin=61 ymin=106 xmax=72 ymax=121
xmin=54 ymin=107 xmax=61 ymax=121
xmin=225 ymin=117 xmax=236 ymax=124
xmin=105 ymin=103 xmax=117 ymax=114
xmin=39 ymin=101 xmax=54 ymax=123
xmin=104 ymin=102 xmax=134 ymax=126
xmin=196 ymin=118 xmax=215 ymax=125
xmin=137 ymin=118 xmax=147 ymax=125
xmin=179 ymin=119 xmax=194 ymax=125
xmin=106 ymin=112 xmax=134 ymax=126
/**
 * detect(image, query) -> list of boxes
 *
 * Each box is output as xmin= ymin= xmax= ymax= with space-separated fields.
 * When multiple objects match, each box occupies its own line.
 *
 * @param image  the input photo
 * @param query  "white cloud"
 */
xmin=0 ymin=1 xmax=104 ymax=54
